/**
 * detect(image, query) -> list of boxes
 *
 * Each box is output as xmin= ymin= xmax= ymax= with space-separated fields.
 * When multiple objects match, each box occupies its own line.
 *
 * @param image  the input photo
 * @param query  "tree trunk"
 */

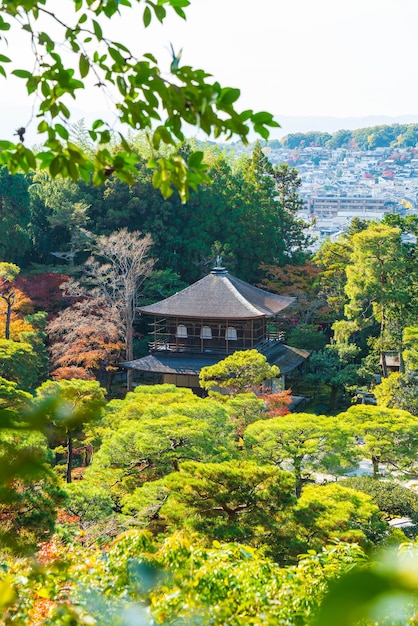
xmin=381 ymin=352 xmax=388 ymax=379
xmin=328 ymin=385 xmax=338 ymax=411
xmin=106 ymin=369 xmax=115 ymax=394
xmin=126 ymin=317 xmax=134 ymax=392
xmin=399 ymin=350 xmax=405 ymax=374
xmin=294 ymin=459 xmax=303 ymax=498
xmin=399 ymin=333 xmax=405 ymax=374
xmin=371 ymin=455 xmax=380 ymax=478
xmin=66 ymin=435 xmax=73 ymax=483
xmin=85 ymin=444 xmax=93 ymax=466
xmin=380 ymin=307 xmax=388 ymax=378
xmin=127 ymin=368 xmax=133 ymax=393
xmin=5 ymin=295 xmax=13 ymax=340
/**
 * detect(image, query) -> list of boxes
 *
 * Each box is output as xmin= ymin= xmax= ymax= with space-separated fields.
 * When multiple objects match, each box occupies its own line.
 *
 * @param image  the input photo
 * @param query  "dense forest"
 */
xmin=0 ymin=138 xmax=310 ymax=285
xmin=1 ymin=131 xmax=418 ymax=623
xmin=273 ymin=122 xmax=418 ymax=150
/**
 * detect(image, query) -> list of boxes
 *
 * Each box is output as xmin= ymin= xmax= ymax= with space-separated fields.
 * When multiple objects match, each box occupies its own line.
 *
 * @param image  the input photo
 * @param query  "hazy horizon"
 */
xmin=2 ymin=0 xmax=418 ymax=146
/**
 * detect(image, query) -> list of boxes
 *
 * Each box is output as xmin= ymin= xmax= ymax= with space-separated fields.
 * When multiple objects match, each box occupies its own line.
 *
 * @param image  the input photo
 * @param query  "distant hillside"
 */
xmin=262 ymin=121 xmax=418 ymax=151
xmin=270 ymin=115 xmax=418 ymax=138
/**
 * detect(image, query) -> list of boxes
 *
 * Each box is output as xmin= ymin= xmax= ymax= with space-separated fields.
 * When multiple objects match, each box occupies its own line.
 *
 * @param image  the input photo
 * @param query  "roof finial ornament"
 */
xmin=211 ymin=255 xmax=227 ymax=275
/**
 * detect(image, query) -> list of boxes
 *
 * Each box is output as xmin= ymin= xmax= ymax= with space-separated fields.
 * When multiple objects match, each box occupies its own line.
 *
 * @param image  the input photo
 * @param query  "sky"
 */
xmin=2 ymin=0 xmax=418 ymax=143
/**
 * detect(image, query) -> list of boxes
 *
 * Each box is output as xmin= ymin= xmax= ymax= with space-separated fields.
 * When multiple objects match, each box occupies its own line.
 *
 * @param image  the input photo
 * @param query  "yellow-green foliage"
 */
xmin=199 ymin=349 xmax=280 ymax=394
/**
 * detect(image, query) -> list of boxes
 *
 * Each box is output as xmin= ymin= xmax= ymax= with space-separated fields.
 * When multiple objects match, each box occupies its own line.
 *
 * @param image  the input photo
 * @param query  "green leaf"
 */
xmin=92 ymin=119 xmax=105 ymax=130
xmin=188 ymin=151 xmax=204 ymax=168
xmin=92 ymin=20 xmax=103 ymax=41
xmin=49 ymin=156 xmax=62 ymax=177
xmin=41 ymin=81 xmax=51 ymax=97
xmin=153 ymin=126 xmax=173 ymax=146
xmin=0 ymin=18 xmax=10 ymax=32
xmin=11 ymin=69 xmax=32 ymax=79
xmin=99 ymin=129 xmax=111 ymax=144
xmin=112 ymin=41 xmax=131 ymax=53
xmin=251 ymin=111 xmax=276 ymax=125
xmin=59 ymin=102 xmax=70 ymax=119
xmin=154 ymin=4 xmax=167 ymax=22
xmin=27 ymin=76 xmax=38 ymax=94
xmin=23 ymin=148 xmax=37 ymax=169
xmin=108 ymin=47 xmax=125 ymax=66
xmin=143 ymin=53 xmax=158 ymax=64
xmin=79 ymin=53 xmax=89 ymax=78
xmin=219 ymin=88 xmax=240 ymax=106
xmin=0 ymin=54 xmax=11 ymax=63
xmin=239 ymin=109 xmax=253 ymax=122
xmin=173 ymin=6 xmax=187 ymax=19
xmin=143 ymin=6 xmax=152 ymax=27
xmin=55 ymin=124 xmax=69 ymax=140
xmin=253 ymin=124 xmax=269 ymax=140
xmin=67 ymin=157 xmax=79 ymax=181
xmin=117 ymin=75 xmax=127 ymax=95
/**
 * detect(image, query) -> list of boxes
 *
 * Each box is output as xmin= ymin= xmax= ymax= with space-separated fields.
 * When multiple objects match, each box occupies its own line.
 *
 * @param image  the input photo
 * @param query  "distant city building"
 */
xmin=307 ymin=196 xmax=397 ymax=217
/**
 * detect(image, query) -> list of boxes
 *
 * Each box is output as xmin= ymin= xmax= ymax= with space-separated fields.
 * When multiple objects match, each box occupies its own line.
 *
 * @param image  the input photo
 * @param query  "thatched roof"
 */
xmin=138 ymin=268 xmax=294 ymax=320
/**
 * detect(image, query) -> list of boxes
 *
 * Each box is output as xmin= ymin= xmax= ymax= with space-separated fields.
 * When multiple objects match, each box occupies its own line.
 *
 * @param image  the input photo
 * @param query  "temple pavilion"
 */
xmin=122 ymin=263 xmax=310 ymax=393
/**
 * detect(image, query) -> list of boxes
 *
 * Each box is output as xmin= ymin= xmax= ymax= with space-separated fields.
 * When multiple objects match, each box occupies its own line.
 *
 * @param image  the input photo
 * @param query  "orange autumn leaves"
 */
xmin=0 ymin=285 xmax=34 ymax=340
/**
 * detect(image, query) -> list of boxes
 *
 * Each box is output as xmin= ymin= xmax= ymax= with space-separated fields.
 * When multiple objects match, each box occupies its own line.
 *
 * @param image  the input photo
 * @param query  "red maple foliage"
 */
xmin=16 ymin=273 xmax=70 ymax=315
xmin=47 ymin=296 xmax=124 ymax=385
xmin=260 ymin=389 xmax=292 ymax=417
xmin=56 ymin=510 xmax=80 ymax=525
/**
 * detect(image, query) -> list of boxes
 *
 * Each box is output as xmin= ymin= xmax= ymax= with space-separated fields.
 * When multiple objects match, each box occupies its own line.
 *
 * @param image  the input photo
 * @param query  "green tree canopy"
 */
xmin=244 ymin=413 xmax=355 ymax=497
xmin=0 ymin=376 xmax=32 ymax=410
xmin=123 ymin=460 xmax=295 ymax=544
xmin=0 ymin=168 xmax=31 ymax=264
xmin=35 ymin=378 xmax=107 ymax=482
xmin=0 ymin=429 xmax=64 ymax=554
xmin=87 ymin=384 xmax=236 ymax=503
xmin=344 ymin=223 xmax=417 ymax=375
xmin=0 ymin=339 xmax=39 ymax=391
xmin=199 ymin=349 xmax=280 ymax=395
xmin=305 ymin=342 xmax=359 ymax=411
xmin=343 ymin=476 xmax=418 ymax=528
xmin=289 ymin=483 xmax=387 ymax=555
xmin=337 ymin=405 xmax=418 ymax=477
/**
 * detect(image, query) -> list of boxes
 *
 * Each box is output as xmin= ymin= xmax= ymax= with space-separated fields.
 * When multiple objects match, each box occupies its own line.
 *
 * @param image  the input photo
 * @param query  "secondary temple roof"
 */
xmin=123 ymin=343 xmax=310 ymax=376
xmin=137 ymin=267 xmax=295 ymax=319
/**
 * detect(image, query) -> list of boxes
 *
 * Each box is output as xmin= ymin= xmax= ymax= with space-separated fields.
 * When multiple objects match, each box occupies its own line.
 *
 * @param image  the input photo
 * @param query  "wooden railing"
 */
xmin=149 ymin=335 xmax=284 ymax=354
